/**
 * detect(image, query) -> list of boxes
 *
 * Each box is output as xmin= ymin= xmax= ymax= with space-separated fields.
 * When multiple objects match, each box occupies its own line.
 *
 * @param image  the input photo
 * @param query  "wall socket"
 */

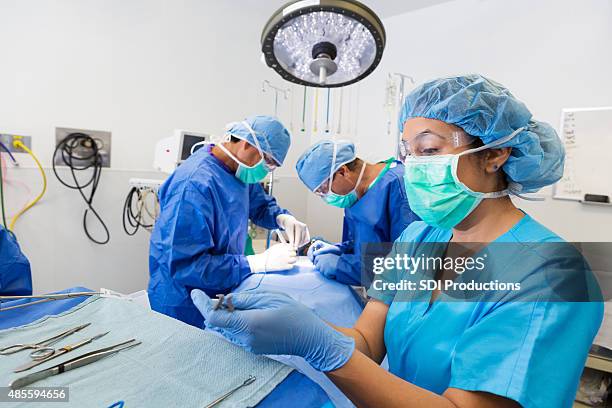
xmin=0 ymin=133 xmax=33 ymax=153
xmin=55 ymin=127 xmax=112 ymax=168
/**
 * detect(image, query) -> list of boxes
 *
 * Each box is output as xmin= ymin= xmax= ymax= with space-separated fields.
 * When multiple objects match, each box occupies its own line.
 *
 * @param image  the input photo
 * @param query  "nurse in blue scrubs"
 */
xmin=296 ymin=140 xmax=419 ymax=285
xmin=191 ymin=75 xmax=603 ymax=408
xmin=0 ymin=224 xmax=32 ymax=295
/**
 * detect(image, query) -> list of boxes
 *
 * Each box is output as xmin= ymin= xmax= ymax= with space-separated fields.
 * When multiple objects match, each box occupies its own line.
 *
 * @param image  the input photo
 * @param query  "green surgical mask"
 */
xmin=403 ymin=127 xmax=525 ymax=229
xmin=219 ymin=121 xmax=273 ymax=184
xmin=236 ymin=159 xmax=270 ymax=184
xmin=327 ymin=158 xmax=392 ymax=207
xmin=323 ymin=161 xmax=366 ymax=209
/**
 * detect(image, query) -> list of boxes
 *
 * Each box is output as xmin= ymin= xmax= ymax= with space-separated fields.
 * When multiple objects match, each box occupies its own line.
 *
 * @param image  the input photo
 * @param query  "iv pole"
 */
xmin=262 ymin=80 xmax=290 ymax=248
xmin=391 ymin=73 xmax=415 ymax=158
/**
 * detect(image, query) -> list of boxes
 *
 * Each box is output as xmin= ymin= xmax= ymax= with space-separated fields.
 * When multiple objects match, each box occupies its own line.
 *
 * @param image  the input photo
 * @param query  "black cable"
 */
xmin=122 ymin=187 xmax=154 ymax=236
xmin=52 ymin=133 xmax=110 ymax=245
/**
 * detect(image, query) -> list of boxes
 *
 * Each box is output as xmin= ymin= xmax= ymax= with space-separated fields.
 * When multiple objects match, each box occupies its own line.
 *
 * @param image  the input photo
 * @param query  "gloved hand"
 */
xmin=191 ymin=289 xmax=355 ymax=372
xmin=276 ymin=214 xmax=310 ymax=248
xmin=307 ymin=239 xmax=342 ymax=262
xmin=313 ymin=253 xmax=341 ymax=279
xmin=247 ymin=243 xmax=297 ymax=273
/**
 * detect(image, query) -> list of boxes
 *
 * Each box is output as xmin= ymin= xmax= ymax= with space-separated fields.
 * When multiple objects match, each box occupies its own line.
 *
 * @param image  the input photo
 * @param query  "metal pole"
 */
xmin=262 ymin=81 xmax=289 ymax=248
xmin=392 ymin=73 xmax=415 ymax=158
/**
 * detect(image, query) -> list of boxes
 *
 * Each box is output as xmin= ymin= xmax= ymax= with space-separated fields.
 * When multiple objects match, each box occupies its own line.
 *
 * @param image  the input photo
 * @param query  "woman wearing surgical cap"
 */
xmin=191 ymin=75 xmax=602 ymax=407
xmin=295 ymin=140 xmax=419 ymax=285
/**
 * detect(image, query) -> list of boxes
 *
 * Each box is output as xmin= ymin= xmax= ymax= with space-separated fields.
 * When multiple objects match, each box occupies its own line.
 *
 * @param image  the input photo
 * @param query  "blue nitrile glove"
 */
xmin=313 ymin=253 xmax=342 ymax=279
xmin=307 ymin=239 xmax=342 ymax=262
xmin=191 ymin=289 xmax=355 ymax=372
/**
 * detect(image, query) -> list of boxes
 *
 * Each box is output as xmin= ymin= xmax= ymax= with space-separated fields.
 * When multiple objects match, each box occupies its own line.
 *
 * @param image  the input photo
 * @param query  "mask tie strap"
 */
xmin=507 ymin=182 xmax=546 ymax=201
xmin=327 ymin=142 xmax=338 ymax=195
xmin=458 ymin=126 xmax=528 ymax=157
xmin=190 ymin=141 xmax=208 ymax=155
xmin=241 ymin=121 xmax=265 ymax=156
xmin=354 ymin=161 xmax=367 ymax=192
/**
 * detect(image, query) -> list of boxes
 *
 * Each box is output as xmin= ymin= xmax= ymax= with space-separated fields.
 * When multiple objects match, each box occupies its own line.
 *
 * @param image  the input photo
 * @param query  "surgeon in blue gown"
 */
xmin=149 ymin=116 xmax=310 ymax=328
xmin=296 ymin=140 xmax=418 ymax=285
xmin=191 ymin=75 xmax=604 ymax=408
xmin=0 ymin=224 xmax=32 ymax=295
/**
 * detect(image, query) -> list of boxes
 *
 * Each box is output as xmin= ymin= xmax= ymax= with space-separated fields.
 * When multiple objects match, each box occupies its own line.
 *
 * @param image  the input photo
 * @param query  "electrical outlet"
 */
xmin=55 ymin=127 xmax=112 ymax=168
xmin=0 ymin=133 xmax=33 ymax=153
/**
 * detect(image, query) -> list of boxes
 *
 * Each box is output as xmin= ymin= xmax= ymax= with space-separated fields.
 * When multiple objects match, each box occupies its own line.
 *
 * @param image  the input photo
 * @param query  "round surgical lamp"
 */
xmin=261 ymin=0 xmax=386 ymax=88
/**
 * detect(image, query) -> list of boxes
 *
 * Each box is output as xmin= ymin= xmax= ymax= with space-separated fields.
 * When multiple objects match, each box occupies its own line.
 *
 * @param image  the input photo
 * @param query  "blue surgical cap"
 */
xmin=296 ymin=140 xmax=356 ymax=191
xmin=399 ymin=74 xmax=565 ymax=193
xmin=226 ymin=115 xmax=291 ymax=166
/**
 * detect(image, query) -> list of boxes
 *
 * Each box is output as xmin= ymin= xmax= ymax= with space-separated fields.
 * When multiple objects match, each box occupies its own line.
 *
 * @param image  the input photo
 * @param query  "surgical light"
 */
xmin=261 ymin=0 xmax=386 ymax=88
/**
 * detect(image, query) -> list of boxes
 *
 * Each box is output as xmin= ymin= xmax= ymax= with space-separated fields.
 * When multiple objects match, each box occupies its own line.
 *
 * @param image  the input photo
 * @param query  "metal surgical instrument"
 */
xmin=9 ymin=339 xmax=141 ymax=389
xmin=213 ymin=294 xmax=234 ymax=312
xmin=14 ymin=332 xmax=109 ymax=373
xmin=0 ymin=323 xmax=91 ymax=356
xmin=0 ymin=292 xmax=101 ymax=312
xmin=204 ymin=375 xmax=256 ymax=408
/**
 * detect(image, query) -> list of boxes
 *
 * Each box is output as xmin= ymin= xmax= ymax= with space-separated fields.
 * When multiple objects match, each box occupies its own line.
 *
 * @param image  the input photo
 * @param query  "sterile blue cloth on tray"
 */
xmin=0 ymin=287 xmax=91 ymax=330
xmin=0 ymin=296 xmax=293 ymax=407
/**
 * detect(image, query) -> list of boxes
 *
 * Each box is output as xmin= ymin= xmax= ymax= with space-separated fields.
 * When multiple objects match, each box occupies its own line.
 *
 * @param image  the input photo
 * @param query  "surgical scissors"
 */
xmin=14 ymin=331 xmax=109 ymax=372
xmin=0 ymin=323 xmax=91 ymax=357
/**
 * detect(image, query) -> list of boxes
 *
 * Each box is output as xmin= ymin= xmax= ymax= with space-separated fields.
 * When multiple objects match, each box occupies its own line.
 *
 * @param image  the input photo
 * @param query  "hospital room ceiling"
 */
xmin=246 ymin=0 xmax=456 ymax=19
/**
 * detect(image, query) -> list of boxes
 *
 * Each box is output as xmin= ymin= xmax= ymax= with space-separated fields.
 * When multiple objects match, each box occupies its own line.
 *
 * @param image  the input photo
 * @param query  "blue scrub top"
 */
xmin=148 ymin=146 xmax=287 ymax=328
xmin=336 ymin=161 xmax=419 ymax=285
xmin=368 ymin=214 xmax=603 ymax=408
xmin=0 ymin=225 xmax=32 ymax=296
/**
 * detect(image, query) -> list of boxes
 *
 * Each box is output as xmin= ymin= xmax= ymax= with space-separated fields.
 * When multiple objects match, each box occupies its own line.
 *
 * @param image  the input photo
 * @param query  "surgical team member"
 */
xmin=149 ymin=115 xmax=310 ymax=328
xmin=296 ymin=140 xmax=418 ymax=285
xmin=191 ymin=75 xmax=603 ymax=407
xmin=0 ymin=224 xmax=32 ymax=295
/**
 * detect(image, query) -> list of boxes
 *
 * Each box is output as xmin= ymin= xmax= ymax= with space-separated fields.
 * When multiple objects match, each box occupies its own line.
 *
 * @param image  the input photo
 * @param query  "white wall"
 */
xmin=2 ymin=0 xmax=611 ymax=294
xmin=352 ymin=0 xmax=612 ymax=242
xmin=0 ymin=0 xmax=311 ymax=293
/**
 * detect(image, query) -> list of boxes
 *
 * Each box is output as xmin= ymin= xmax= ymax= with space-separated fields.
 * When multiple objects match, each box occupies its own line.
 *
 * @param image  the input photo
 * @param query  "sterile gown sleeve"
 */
xmin=388 ymin=173 xmax=420 ymax=240
xmin=0 ymin=226 xmax=32 ymax=296
xmin=332 ymin=219 xmax=361 ymax=286
xmin=333 ymin=174 xmax=420 ymax=286
xmin=248 ymin=183 xmax=288 ymax=229
xmin=168 ymin=187 xmax=251 ymax=295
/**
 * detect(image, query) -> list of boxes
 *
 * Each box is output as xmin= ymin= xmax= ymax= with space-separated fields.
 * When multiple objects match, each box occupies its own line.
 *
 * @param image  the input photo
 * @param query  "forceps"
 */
xmin=10 ymin=338 xmax=141 ymax=389
xmin=204 ymin=375 xmax=256 ymax=408
xmin=213 ymin=294 xmax=234 ymax=312
xmin=0 ymin=323 xmax=91 ymax=357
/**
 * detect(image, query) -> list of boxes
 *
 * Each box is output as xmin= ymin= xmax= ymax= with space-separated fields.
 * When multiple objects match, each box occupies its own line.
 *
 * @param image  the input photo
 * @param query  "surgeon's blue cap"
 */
xmin=296 ymin=140 xmax=356 ymax=191
xmin=399 ymin=74 xmax=565 ymax=193
xmin=226 ymin=115 xmax=291 ymax=166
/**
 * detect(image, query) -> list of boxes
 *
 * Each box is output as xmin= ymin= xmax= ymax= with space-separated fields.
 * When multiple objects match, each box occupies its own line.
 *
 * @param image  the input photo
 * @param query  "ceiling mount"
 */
xmin=261 ymin=0 xmax=386 ymax=88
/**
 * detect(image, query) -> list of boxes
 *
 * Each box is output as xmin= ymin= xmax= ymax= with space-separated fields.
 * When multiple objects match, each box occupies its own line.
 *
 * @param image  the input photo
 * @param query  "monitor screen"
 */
xmin=180 ymin=134 xmax=208 ymax=161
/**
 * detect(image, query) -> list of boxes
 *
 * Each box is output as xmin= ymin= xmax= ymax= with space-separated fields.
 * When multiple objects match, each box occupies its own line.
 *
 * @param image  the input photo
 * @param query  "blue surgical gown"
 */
xmin=368 ymin=214 xmax=603 ymax=408
xmin=335 ymin=161 xmax=418 ymax=285
xmin=148 ymin=146 xmax=287 ymax=328
xmin=0 ymin=225 xmax=32 ymax=295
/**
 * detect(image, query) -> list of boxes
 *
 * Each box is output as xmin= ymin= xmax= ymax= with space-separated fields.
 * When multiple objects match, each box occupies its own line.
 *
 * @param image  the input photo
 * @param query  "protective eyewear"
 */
xmin=227 ymin=121 xmax=280 ymax=170
xmin=313 ymin=178 xmax=332 ymax=197
xmin=262 ymin=152 xmax=279 ymax=171
xmin=399 ymin=130 xmax=476 ymax=160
